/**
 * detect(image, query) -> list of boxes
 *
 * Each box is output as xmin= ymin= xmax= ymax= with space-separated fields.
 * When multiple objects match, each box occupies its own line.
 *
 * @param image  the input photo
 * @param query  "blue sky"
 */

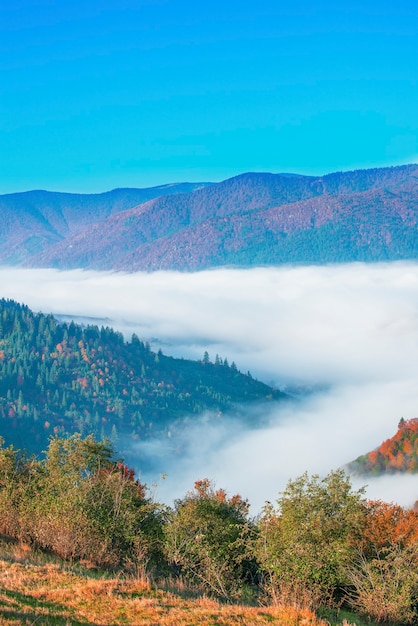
xmin=1 ymin=0 xmax=417 ymax=193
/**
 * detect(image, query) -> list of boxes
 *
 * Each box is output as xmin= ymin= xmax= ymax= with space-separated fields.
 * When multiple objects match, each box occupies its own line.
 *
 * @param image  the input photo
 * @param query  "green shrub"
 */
xmin=163 ymin=478 xmax=257 ymax=600
xmin=0 ymin=434 xmax=166 ymax=571
xmin=256 ymin=470 xmax=366 ymax=609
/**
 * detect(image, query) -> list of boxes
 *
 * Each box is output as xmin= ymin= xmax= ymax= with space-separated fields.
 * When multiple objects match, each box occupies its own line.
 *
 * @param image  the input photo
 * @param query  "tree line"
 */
xmin=0 ymin=433 xmax=417 ymax=624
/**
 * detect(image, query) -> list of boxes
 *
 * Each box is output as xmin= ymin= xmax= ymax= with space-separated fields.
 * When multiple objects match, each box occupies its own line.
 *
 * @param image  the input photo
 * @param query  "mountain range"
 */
xmin=1 ymin=164 xmax=418 ymax=271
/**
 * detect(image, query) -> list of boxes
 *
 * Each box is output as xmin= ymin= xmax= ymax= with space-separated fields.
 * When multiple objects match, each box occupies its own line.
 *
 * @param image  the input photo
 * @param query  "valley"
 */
xmin=0 ymin=261 xmax=417 ymax=512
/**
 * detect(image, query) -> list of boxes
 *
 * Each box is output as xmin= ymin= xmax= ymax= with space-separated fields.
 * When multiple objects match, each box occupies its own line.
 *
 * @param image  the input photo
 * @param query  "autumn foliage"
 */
xmin=361 ymin=499 xmax=418 ymax=552
xmin=350 ymin=418 xmax=418 ymax=474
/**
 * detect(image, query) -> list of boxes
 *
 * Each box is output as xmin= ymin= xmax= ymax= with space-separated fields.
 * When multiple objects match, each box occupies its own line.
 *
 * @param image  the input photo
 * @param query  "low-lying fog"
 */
xmin=1 ymin=263 xmax=418 ymax=511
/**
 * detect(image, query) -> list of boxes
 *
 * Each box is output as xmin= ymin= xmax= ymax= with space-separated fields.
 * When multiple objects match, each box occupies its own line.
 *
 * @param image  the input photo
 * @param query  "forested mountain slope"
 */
xmin=1 ymin=163 xmax=411 ymax=270
xmin=348 ymin=418 xmax=418 ymax=475
xmin=0 ymin=298 xmax=284 ymax=457
xmin=0 ymin=182 xmax=210 ymax=264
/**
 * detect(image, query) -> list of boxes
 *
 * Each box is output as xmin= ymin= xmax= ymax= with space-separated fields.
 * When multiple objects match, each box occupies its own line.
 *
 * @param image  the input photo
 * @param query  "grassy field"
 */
xmin=0 ymin=539 xmax=357 ymax=626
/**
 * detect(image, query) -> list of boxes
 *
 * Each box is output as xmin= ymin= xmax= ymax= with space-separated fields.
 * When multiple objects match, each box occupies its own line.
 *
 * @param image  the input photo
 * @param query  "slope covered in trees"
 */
xmin=349 ymin=418 xmax=418 ymax=475
xmin=16 ymin=163 xmax=418 ymax=271
xmin=0 ymin=182 xmax=210 ymax=264
xmin=0 ymin=298 xmax=284 ymax=458
xmin=0 ymin=164 xmax=417 ymax=271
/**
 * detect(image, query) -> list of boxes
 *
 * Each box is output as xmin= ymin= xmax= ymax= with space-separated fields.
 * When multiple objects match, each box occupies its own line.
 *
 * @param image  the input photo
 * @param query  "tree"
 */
xmin=0 ymin=437 xmax=36 ymax=538
xmin=44 ymin=433 xmax=114 ymax=479
xmin=164 ymin=479 xmax=256 ymax=599
xmin=360 ymin=499 xmax=418 ymax=554
xmin=256 ymin=470 xmax=366 ymax=609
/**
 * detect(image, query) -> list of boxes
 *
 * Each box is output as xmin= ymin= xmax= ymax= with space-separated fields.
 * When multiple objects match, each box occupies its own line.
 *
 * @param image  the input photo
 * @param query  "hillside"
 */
xmin=0 ymin=182 xmax=210 ymax=264
xmin=0 ymin=298 xmax=284 ymax=458
xmin=2 ymin=163 xmax=415 ymax=270
xmin=348 ymin=418 xmax=418 ymax=475
xmin=0 ymin=542 xmax=332 ymax=626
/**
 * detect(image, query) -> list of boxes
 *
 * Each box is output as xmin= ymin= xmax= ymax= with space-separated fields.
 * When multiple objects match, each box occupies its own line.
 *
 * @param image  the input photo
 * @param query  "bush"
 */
xmin=256 ymin=470 xmax=366 ymax=609
xmin=163 ymin=478 xmax=257 ymax=600
xmin=346 ymin=543 xmax=418 ymax=623
xmin=0 ymin=434 xmax=167 ymax=571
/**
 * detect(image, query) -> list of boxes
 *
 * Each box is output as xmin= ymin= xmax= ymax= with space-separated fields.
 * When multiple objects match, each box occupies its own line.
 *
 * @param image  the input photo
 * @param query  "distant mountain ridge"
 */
xmin=0 ymin=182 xmax=210 ymax=264
xmin=1 ymin=164 xmax=418 ymax=270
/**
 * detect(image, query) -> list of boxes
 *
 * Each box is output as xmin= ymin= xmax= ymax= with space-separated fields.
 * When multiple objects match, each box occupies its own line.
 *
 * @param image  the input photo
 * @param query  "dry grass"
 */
xmin=0 ymin=542 xmax=341 ymax=626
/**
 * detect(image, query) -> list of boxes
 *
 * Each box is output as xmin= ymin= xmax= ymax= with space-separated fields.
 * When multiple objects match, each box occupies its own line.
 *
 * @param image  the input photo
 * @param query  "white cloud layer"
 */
xmin=1 ymin=262 xmax=418 ymax=511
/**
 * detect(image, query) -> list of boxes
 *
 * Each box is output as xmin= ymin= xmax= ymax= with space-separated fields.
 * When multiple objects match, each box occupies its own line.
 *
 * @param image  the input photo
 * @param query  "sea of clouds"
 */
xmin=1 ymin=262 xmax=418 ymax=512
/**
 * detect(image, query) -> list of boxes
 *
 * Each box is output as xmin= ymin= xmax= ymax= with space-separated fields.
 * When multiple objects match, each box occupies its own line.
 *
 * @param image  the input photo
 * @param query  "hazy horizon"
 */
xmin=1 ymin=262 xmax=417 ymax=511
